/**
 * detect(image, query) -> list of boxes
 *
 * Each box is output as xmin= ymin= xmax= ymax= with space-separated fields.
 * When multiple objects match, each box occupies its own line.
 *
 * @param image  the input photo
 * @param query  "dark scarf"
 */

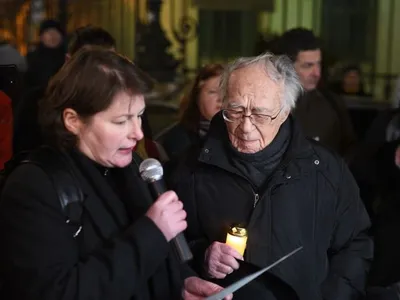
xmin=228 ymin=119 xmax=291 ymax=189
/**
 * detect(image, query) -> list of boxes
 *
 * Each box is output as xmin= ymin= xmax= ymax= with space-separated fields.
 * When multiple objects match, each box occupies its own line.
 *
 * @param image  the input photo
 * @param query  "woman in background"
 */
xmin=157 ymin=63 xmax=224 ymax=161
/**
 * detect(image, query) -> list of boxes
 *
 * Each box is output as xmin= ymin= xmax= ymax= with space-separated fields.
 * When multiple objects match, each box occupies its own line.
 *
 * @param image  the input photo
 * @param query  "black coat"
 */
xmin=169 ymin=114 xmax=373 ymax=300
xmin=0 ymin=148 xmax=192 ymax=300
xmin=157 ymin=122 xmax=203 ymax=162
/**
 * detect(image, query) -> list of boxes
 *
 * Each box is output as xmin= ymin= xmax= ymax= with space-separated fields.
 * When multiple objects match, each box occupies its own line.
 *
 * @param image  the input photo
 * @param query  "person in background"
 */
xmin=14 ymin=26 xmax=116 ymax=154
xmin=25 ymin=19 xmax=65 ymax=90
xmin=275 ymin=28 xmax=357 ymax=162
xmin=0 ymin=47 xmax=231 ymax=300
xmin=157 ymin=63 xmax=224 ymax=162
xmin=0 ymin=38 xmax=27 ymax=73
xmin=333 ymin=64 xmax=370 ymax=97
xmin=169 ymin=52 xmax=372 ymax=299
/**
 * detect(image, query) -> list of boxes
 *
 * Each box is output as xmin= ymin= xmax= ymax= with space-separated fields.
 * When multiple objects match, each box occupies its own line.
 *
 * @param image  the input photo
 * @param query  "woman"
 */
xmin=157 ymin=64 xmax=224 ymax=161
xmin=0 ymin=48 xmax=229 ymax=300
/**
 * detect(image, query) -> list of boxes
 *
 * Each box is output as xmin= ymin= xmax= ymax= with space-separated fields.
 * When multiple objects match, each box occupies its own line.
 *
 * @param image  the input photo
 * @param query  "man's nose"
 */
xmin=311 ymin=65 xmax=321 ymax=78
xmin=240 ymin=116 xmax=254 ymax=133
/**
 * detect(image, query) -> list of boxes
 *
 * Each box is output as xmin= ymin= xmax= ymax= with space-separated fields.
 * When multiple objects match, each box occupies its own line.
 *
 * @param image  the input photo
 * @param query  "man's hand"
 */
xmin=183 ymin=276 xmax=232 ymax=300
xmin=204 ymin=241 xmax=243 ymax=279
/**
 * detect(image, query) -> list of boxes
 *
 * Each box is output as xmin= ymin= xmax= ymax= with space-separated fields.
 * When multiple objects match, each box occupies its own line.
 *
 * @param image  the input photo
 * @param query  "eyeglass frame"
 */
xmin=222 ymin=106 xmax=284 ymax=125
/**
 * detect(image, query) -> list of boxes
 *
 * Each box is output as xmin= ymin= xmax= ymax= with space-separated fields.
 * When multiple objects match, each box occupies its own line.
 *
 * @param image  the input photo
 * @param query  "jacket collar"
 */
xmin=198 ymin=112 xmax=317 ymax=182
xmin=68 ymin=150 xmax=153 ymax=241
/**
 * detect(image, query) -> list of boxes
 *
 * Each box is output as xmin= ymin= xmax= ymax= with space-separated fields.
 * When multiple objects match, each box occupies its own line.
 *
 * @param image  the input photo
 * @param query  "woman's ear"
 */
xmin=63 ymin=108 xmax=82 ymax=135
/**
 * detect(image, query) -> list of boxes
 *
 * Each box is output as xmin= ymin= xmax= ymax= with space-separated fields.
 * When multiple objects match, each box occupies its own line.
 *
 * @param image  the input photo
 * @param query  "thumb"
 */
xmin=196 ymin=280 xmax=223 ymax=296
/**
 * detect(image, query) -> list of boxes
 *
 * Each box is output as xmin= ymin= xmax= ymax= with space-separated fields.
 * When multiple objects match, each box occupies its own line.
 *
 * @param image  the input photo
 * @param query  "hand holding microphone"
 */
xmin=140 ymin=158 xmax=193 ymax=262
xmin=145 ymin=190 xmax=187 ymax=242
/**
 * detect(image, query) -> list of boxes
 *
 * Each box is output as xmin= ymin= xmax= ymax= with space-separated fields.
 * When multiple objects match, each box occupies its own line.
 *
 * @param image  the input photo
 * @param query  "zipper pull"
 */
xmin=253 ymin=193 xmax=259 ymax=208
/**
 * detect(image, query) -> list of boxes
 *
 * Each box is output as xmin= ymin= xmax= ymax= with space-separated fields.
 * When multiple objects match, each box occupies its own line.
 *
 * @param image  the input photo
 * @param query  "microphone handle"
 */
xmin=148 ymin=179 xmax=193 ymax=263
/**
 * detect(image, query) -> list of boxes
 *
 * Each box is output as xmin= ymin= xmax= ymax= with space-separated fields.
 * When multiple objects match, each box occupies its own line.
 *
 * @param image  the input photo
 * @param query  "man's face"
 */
xmin=294 ymin=49 xmax=321 ymax=91
xmin=41 ymin=28 xmax=63 ymax=49
xmin=223 ymin=63 xmax=289 ymax=154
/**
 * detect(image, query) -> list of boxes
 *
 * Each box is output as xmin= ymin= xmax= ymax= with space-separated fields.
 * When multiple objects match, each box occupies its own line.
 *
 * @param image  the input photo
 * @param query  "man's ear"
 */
xmin=63 ymin=108 xmax=82 ymax=135
xmin=278 ymin=108 xmax=290 ymax=125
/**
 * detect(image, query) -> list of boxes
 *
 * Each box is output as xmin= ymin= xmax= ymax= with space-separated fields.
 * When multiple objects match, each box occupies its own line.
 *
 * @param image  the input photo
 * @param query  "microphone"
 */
xmin=139 ymin=158 xmax=193 ymax=263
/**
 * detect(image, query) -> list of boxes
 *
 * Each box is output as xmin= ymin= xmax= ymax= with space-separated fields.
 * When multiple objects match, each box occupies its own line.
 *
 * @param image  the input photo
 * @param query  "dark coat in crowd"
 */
xmin=169 ymin=114 xmax=372 ymax=300
xmin=158 ymin=122 xmax=204 ymax=162
xmin=349 ymin=108 xmax=400 ymax=219
xmin=0 ymin=147 xmax=191 ymax=300
xmin=368 ymin=194 xmax=400 ymax=288
xmin=25 ymin=43 xmax=65 ymax=90
xmin=13 ymin=85 xmax=45 ymax=153
xmin=292 ymin=89 xmax=357 ymax=162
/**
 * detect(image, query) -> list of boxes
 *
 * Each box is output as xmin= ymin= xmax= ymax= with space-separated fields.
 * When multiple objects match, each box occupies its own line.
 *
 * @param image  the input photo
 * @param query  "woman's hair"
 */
xmin=179 ymin=63 xmax=224 ymax=131
xmin=39 ymin=47 xmax=152 ymax=150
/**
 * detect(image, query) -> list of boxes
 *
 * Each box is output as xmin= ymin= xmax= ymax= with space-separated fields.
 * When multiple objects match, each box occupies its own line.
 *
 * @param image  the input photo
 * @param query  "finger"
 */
xmin=216 ymin=264 xmax=234 ymax=275
xmin=174 ymin=209 xmax=187 ymax=222
xmin=169 ymin=200 xmax=184 ymax=213
xmin=208 ymin=269 xmax=227 ymax=279
xmin=157 ymin=190 xmax=178 ymax=204
xmin=224 ymin=294 xmax=233 ymax=300
xmin=220 ymin=254 xmax=240 ymax=270
xmin=194 ymin=280 xmax=225 ymax=296
xmin=222 ymin=244 xmax=244 ymax=260
xmin=177 ymin=220 xmax=187 ymax=232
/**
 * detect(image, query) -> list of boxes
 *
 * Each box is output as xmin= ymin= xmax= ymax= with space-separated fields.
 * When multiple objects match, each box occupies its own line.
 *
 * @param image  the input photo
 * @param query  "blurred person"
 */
xmin=14 ymin=26 xmax=116 ymax=153
xmin=0 ymin=47 xmax=231 ymax=300
xmin=169 ymin=53 xmax=372 ymax=299
xmin=158 ymin=64 xmax=224 ymax=161
xmin=333 ymin=64 xmax=370 ymax=97
xmin=0 ymin=38 xmax=27 ymax=72
xmin=25 ymin=19 xmax=66 ymax=90
xmin=276 ymin=28 xmax=357 ymax=161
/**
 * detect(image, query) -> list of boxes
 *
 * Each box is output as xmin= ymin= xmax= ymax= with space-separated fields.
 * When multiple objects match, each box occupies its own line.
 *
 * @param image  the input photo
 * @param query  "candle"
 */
xmin=226 ymin=225 xmax=247 ymax=256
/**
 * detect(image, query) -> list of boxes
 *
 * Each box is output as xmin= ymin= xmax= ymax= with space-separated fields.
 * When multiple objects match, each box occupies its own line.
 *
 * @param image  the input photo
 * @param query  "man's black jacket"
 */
xmin=169 ymin=114 xmax=373 ymax=300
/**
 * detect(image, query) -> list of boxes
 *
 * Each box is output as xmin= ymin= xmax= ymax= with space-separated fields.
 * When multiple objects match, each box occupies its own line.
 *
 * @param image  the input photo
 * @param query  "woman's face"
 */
xmin=65 ymin=91 xmax=145 ymax=168
xmin=197 ymin=75 xmax=222 ymax=121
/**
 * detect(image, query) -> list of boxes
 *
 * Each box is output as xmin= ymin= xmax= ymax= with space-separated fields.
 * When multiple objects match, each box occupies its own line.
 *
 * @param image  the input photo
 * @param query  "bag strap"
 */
xmin=20 ymin=147 xmax=84 ymax=238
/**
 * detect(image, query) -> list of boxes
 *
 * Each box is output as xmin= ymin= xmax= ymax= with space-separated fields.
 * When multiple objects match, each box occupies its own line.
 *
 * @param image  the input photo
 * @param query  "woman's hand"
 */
xmin=145 ymin=190 xmax=187 ymax=241
xmin=183 ymin=276 xmax=232 ymax=300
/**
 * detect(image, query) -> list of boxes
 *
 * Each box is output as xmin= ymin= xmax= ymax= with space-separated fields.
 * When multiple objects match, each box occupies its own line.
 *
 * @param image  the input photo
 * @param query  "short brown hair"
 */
xmin=39 ymin=47 xmax=151 ymax=150
xmin=180 ymin=63 xmax=224 ymax=131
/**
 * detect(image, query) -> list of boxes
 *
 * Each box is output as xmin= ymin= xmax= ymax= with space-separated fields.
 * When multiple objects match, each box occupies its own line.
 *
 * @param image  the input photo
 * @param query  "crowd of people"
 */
xmin=0 ymin=19 xmax=399 ymax=300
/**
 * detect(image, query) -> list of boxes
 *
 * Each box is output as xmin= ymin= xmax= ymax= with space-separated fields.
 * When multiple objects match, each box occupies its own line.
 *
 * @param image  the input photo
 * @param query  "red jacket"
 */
xmin=0 ymin=91 xmax=13 ymax=169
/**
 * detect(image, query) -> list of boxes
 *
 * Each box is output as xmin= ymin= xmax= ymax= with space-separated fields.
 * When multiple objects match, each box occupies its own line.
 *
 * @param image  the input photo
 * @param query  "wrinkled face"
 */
xmin=224 ymin=64 xmax=289 ymax=154
xmin=41 ymin=28 xmax=63 ymax=49
xmin=65 ymin=91 xmax=145 ymax=168
xmin=198 ymin=75 xmax=222 ymax=121
xmin=294 ymin=49 xmax=321 ymax=91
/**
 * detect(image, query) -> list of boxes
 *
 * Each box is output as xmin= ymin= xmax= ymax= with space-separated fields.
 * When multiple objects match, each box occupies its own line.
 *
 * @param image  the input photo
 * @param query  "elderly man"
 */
xmin=169 ymin=53 xmax=373 ymax=299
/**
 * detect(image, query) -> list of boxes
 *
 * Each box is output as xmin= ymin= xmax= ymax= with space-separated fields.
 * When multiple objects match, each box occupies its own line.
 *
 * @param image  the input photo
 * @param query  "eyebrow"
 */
xmin=227 ymin=102 xmax=271 ymax=113
xmin=115 ymin=107 xmax=145 ymax=119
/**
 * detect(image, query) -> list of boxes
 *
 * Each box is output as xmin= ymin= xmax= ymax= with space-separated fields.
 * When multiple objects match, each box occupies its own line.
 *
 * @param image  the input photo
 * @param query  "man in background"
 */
xmin=275 ymin=28 xmax=357 ymax=161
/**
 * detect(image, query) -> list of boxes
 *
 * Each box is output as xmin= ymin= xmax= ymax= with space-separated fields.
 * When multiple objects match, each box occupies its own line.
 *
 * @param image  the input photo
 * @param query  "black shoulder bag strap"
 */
xmin=21 ymin=147 xmax=84 ymax=238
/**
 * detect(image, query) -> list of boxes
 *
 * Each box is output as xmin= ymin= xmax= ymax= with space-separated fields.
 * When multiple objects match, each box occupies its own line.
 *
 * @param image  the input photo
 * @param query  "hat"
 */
xmin=39 ymin=19 xmax=64 ymax=36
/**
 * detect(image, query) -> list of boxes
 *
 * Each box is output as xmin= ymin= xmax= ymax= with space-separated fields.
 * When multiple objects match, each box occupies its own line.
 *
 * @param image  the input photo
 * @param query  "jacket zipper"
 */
xmin=253 ymin=192 xmax=260 ymax=208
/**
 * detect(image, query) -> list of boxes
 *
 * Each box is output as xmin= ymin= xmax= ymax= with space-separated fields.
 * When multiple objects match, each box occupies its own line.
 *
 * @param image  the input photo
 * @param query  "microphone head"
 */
xmin=139 ymin=158 xmax=163 ymax=182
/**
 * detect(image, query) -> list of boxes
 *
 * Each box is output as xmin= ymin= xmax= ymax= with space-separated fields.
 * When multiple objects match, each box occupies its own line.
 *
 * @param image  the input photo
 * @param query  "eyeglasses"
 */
xmin=222 ymin=107 xmax=283 ymax=125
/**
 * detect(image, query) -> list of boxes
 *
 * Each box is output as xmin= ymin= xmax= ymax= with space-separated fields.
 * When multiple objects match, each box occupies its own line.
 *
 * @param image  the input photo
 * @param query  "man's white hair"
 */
xmin=220 ymin=52 xmax=303 ymax=112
